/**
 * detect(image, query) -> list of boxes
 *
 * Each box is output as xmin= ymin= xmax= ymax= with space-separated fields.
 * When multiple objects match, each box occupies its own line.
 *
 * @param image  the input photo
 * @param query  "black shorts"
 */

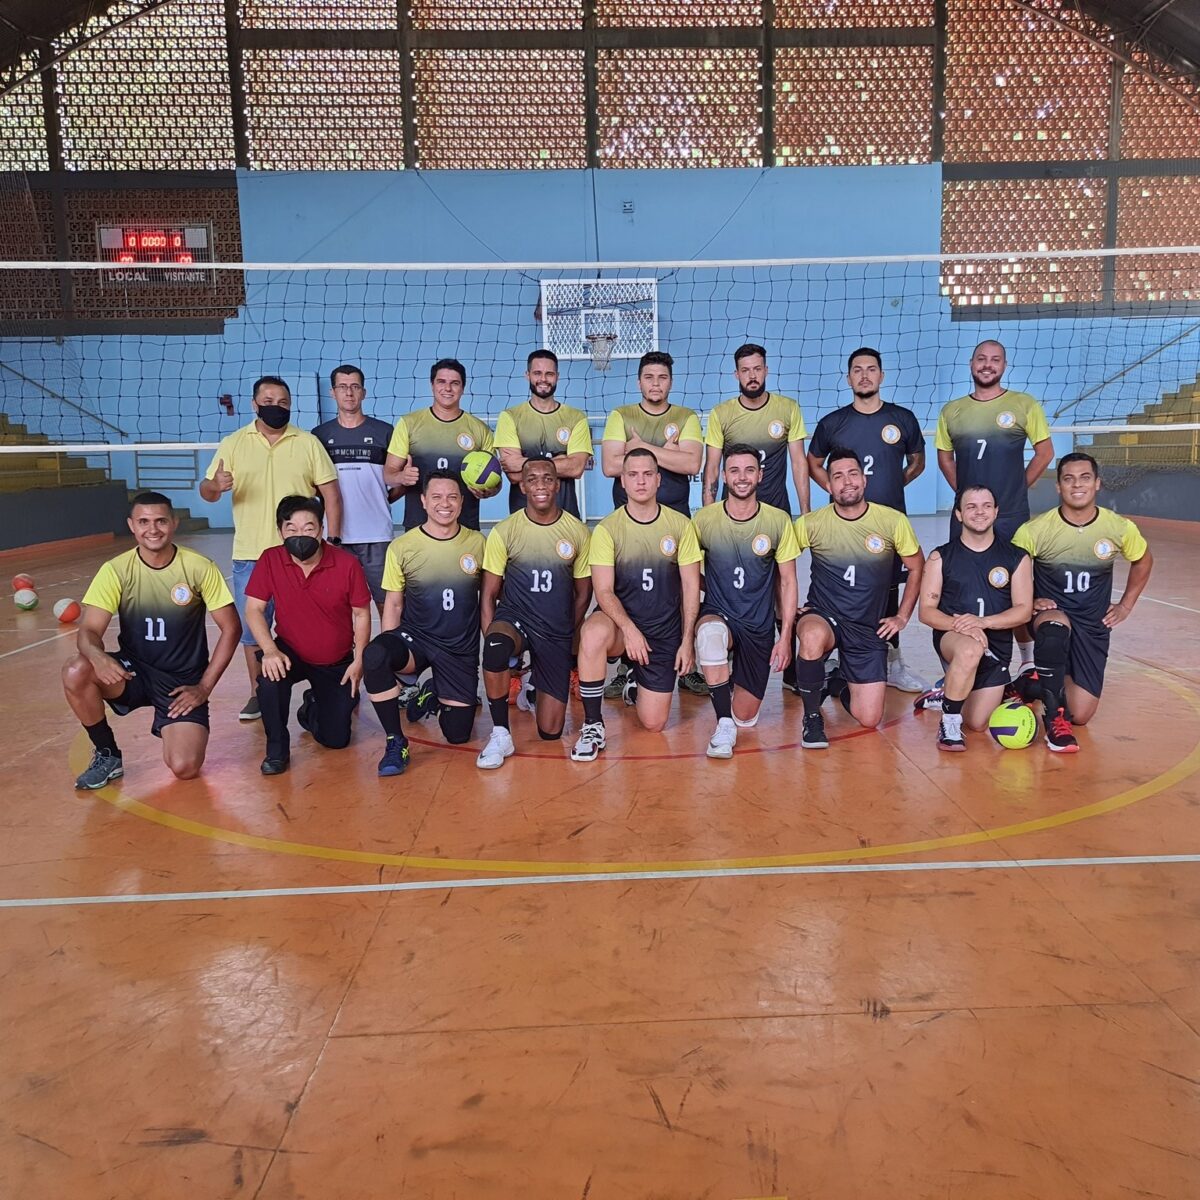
xmin=933 ymin=631 xmax=1010 ymax=693
xmin=105 ymin=653 xmax=209 ymax=738
xmin=495 ymin=607 xmax=573 ymax=704
xmin=389 ymin=627 xmax=480 ymax=706
xmin=1066 ymin=622 xmax=1110 ymax=699
xmin=805 ymin=608 xmax=888 ymax=685
xmin=626 ymin=630 xmax=682 ymax=695
xmin=701 ymin=609 xmax=773 ymax=701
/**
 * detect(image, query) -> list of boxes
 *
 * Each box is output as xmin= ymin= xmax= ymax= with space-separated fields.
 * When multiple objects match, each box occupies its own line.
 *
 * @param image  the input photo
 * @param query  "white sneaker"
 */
xmin=570 ymin=721 xmax=607 ymax=762
xmin=476 ymin=727 xmax=515 ymax=769
xmin=515 ymin=672 xmax=535 ymax=712
xmin=887 ymin=653 xmax=930 ymax=693
xmin=706 ymin=716 xmax=738 ymax=759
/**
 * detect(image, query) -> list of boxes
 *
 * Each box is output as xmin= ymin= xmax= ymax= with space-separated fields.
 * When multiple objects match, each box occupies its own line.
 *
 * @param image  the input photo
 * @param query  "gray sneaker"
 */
xmin=604 ymin=662 xmax=631 ymax=699
xmin=238 ymin=695 xmax=261 ymax=721
xmin=75 ymin=747 xmax=124 ymax=790
xmin=679 ymin=669 xmax=710 ymax=696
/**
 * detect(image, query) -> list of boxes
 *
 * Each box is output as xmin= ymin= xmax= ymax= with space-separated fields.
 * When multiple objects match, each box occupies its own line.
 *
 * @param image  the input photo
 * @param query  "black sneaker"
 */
xmin=296 ymin=688 xmax=315 ymax=733
xmin=937 ymin=716 xmax=966 ymax=752
xmin=74 ymin=747 xmax=124 ymax=790
xmin=801 ymin=712 xmax=829 ymax=749
xmin=1044 ymin=707 xmax=1079 ymax=754
xmin=679 ymin=669 xmax=710 ymax=696
xmin=378 ymin=736 xmax=411 ymax=776
xmin=913 ymin=686 xmax=945 ymax=713
xmin=406 ymin=683 xmax=438 ymax=723
xmin=604 ymin=662 xmax=631 ymax=699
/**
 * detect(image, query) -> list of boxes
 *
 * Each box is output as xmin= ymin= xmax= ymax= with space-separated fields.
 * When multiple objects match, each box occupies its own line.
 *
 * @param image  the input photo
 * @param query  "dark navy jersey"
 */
xmin=808 ymin=401 xmax=923 ymax=512
xmin=933 ymin=536 xmax=1028 ymax=663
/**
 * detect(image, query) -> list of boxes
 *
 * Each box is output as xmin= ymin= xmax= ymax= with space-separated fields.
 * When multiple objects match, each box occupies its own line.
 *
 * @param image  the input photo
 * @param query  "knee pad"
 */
xmin=694 ymin=620 xmax=730 ymax=668
xmin=438 ymin=704 xmax=475 ymax=745
xmin=733 ymin=711 xmax=760 ymax=729
xmin=1034 ymin=619 xmax=1071 ymax=663
xmin=537 ymin=725 xmax=563 ymax=742
xmin=482 ymin=632 xmax=517 ymax=673
xmin=362 ymin=637 xmax=401 ymax=693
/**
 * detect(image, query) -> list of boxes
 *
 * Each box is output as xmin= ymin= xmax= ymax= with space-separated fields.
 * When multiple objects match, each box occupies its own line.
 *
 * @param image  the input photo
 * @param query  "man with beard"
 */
xmin=690 ymin=445 xmax=799 ymax=760
xmin=918 ymin=485 xmax=1032 ymax=752
xmin=792 ymin=448 xmax=925 ymax=750
xmin=477 ymin=459 xmax=592 ymax=769
xmin=493 ymin=349 xmax=593 ymax=519
xmin=1012 ymin=452 xmax=1153 ymax=753
xmin=702 ymin=343 xmax=811 ymax=515
xmin=808 ymin=347 xmax=928 ymax=693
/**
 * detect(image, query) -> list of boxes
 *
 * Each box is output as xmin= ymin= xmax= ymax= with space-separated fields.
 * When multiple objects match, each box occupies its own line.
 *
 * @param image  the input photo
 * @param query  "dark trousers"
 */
xmin=257 ymin=639 xmax=355 ymax=760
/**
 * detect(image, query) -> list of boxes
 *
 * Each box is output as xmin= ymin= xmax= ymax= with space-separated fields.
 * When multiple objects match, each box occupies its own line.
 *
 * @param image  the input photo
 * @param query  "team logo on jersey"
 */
xmin=1093 ymin=538 xmax=1116 ymax=560
xmin=456 ymin=433 xmax=475 ymax=451
xmin=995 ymin=411 xmax=1016 ymax=430
xmin=988 ymin=566 xmax=1010 ymax=588
xmin=751 ymin=533 xmax=772 ymax=556
xmin=659 ymin=535 xmax=677 ymax=556
xmin=864 ymin=534 xmax=886 ymax=554
xmin=555 ymin=539 xmax=576 ymax=561
xmin=767 ymin=420 xmax=786 ymax=440
xmin=170 ymin=583 xmax=193 ymax=606
xmin=664 ymin=423 xmax=680 ymax=441
xmin=881 ymin=424 xmax=901 ymax=444
xmin=556 ymin=426 xmax=571 ymax=445
xmin=459 ymin=553 xmax=478 ymax=575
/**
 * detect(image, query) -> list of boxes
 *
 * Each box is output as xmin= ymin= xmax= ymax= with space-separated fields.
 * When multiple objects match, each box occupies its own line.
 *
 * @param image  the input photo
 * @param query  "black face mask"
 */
xmin=256 ymin=404 xmax=290 ymax=430
xmin=284 ymin=535 xmax=320 ymax=561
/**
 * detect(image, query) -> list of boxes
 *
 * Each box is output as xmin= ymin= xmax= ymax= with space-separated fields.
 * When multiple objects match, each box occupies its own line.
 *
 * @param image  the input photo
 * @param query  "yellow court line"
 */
xmin=78 ymin=675 xmax=1200 ymax=877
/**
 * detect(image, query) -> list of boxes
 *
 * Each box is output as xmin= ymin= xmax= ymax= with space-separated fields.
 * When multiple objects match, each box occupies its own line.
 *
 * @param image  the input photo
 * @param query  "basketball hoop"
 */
xmin=585 ymin=332 xmax=618 ymax=372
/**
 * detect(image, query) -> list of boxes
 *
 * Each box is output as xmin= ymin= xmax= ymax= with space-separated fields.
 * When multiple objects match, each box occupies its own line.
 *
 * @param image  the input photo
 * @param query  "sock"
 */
xmin=943 ymin=696 xmax=965 ymax=716
xmin=371 ymin=697 xmax=404 ymax=741
xmin=488 ymin=694 xmax=510 ymax=730
xmin=578 ymin=677 xmax=605 ymax=725
xmin=709 ymin=681 xmax=732 ymax=720
xmin=1033 ymin=621 xmax=1071 ymax=714
xmin=826 ymin=668 xmax=852 ymax=714
xmin=1017 ymin=638 xmax=1035 ymax=670
xmin=84 ymin=718 xmax=119 ymax=755
xmin=794 ymin=657 xmax=825 ymax=718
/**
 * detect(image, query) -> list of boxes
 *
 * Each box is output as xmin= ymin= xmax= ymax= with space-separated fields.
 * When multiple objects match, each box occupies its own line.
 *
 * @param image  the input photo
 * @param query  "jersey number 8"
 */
xmin=442 ymin=588 xmax=455 ymax=611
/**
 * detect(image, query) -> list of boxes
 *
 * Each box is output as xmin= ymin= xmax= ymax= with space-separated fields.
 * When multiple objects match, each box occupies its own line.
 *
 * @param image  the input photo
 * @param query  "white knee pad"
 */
xmin=694 ymin=620 xmax=731 ymax=668
xmin=733 ymin=711 xmax=760 ymax=729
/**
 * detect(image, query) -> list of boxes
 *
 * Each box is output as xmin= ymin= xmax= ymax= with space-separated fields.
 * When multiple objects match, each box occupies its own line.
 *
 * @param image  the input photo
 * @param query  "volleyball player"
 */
xmin=792 ymin=448 xmax=925 ymax=749
xmin=477 ymin=458 xmax=592 ymax=769
xmin=571 ymin=448 xmax=702 ymax=761
xmin=362 ymin=471 xmax=487 ymax=776
xmin=808 ymin=347 xmax=928 ymax=692
xmin=918 ymin=485 xmax=1032 ymax=751
xmin=1011 ymin=452 xmax=1153 ymax=752
xmin=383 ymin=358 xmax=497 ymax=531
xmin=63 ymin=492 xmax=241 ymax=788
xmin=690 ymin=445 xmax=799 ymax=760
xmin=494 ymin=349 xmax=593 ymax=518
xmin=702 ymin=343 xmax=810 ymax=514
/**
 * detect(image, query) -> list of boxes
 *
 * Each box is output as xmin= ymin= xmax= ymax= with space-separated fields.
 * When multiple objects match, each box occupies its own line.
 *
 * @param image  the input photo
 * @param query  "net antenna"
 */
xmin=540 ymin=277 xmax=658 ymax=370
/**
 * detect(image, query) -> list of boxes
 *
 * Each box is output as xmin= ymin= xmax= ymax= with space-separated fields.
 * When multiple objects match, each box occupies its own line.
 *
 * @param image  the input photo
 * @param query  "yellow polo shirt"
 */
xmin=205 ymin=421 xmax=337 ymax=560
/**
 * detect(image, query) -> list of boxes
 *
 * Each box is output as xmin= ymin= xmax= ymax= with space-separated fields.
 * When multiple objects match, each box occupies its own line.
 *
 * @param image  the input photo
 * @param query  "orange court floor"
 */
xmin=2 ymin=514 xmax=1199 ymax=1200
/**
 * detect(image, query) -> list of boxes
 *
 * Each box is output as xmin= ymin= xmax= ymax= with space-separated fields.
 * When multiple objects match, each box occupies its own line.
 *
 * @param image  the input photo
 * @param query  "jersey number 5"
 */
xmin=642 ymin=567 xmax=654 ymax=592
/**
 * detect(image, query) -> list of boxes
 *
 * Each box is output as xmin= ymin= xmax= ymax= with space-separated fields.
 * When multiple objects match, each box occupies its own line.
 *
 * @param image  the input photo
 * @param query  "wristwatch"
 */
xmin=328 ymin=536 xmax=343 ymax=546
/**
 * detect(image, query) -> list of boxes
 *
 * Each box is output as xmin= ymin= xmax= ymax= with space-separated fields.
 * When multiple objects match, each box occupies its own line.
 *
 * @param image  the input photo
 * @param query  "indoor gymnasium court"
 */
xmin=2 ymin=0 xmax=1200 ymax=1196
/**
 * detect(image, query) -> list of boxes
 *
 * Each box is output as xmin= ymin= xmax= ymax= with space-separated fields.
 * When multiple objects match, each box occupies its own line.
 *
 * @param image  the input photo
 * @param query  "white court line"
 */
xmin=1143 ymin=596 xmax=1200 ymax=616
xmin=2 ymin=854 xmax=1198 ymax=910
xmin=0 ymin=629 xmax=75 ymax=659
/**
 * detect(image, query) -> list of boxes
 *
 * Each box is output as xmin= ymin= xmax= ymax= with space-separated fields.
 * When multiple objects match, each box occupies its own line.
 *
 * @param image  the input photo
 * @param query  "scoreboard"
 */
xmin=96 ymin=221 xmax=215 ymax=286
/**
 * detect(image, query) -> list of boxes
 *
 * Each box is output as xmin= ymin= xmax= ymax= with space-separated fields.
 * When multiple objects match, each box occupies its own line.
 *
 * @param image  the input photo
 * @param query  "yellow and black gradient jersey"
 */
xmin=386 ymin=407 xmax=494 ymax=531
xmin=1012 ymin=506 xmax=1147 ymax=627
xmin=591 ymin=505 xmax=702 ymax=641
xmin=382 ymin=525 xmax=487 ymax=658
xmin=704 ymin=393 xmax=806 ymax=513
xmin=483 ymin=510 xmax=591 ymax=642
xmin=602 ymin=403 xmax=702 ymax=515
xmin=796 ymin=503 xmax=920 ymax=626
xmin=935 ymin=391 xmax=1050 ymax=526
xmin=692 ymin=501 xmax=800 ymax=635
xmin=82 ymin=545 xmax=233 ymax=682
xmin=493 ymin=400 xmax=594 ymax=518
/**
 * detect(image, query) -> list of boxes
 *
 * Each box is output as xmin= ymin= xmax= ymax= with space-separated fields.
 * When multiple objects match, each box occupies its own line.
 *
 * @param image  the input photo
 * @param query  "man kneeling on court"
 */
xmin=244 ymin=495 xmax=372 ymax=775
xmin=572 ymin=448 xmax=701 ymax=761
xmin=64 ymin=491 xmax=241 ymax=789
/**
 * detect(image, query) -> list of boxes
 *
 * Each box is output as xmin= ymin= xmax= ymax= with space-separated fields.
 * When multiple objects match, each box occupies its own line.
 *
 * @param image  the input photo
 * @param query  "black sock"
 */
xmin=1034 ymin=621 xmax=1071 ymax=713
xmin=943 ymin=696 xmax=964 ymax=716
xmin=578 ymin=677 xmax=605 ymax=725
xmin=84 ymin=718 xmax=119 ymax=754
xmin=488 ymin=694 xmax=510 ymax=729
xmin=709 ymin=681 xmax=732 ymax=720
xmin=794 ymin=657 xmax=825 ymax=718
xmin=371 ymin=697 xmax=404 ymax=741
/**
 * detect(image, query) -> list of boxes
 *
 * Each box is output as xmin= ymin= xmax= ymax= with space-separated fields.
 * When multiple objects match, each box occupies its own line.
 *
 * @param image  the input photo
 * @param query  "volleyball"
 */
xmin=13 ymin=587 xmax=39 ymax=611
xmin=11 ymin=573 xmax=34 ymax=592
xmin=54 ymin=598 xmax=82 ymax=623
xmin=987 ymin=701 xmax=1038 ymax=750
xmin=461 ymin=450 xmax=502 ymax=494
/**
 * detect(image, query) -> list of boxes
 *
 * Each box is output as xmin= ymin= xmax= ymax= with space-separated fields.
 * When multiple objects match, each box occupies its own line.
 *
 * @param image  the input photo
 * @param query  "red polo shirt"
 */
xmin=245 ymin=543 xmax=371 ymax=665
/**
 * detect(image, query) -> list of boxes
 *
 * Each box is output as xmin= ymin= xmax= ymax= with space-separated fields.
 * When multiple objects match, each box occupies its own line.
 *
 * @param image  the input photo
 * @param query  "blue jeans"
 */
xmin=232 ymin=558 xmax=273 ymax=647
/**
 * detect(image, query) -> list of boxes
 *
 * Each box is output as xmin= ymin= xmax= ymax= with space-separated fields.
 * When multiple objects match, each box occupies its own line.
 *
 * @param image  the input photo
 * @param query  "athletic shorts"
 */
xmin=343 ymin=541 xmax=389 ymax=608
xmin=382 ymin=627 xmax=479 ymax=707
xmin=495 ymin=606 xmax=573 ymax=704
xmin=932 ymin=631 xmax=1010 ymax=693
xmin=700 ymin=608 xmax=773 ymax=701
xmin=804 ymin=608 xmax=888 ymax=685
xmin=105 ymin=653 xmax=209 ymax=737
xmin=232 ymin=557 xmax=273 ymax=647
xmin=626 ymin=630 xmax=682 ymax=695
xmin=1066 ymin=621 xmax=1110 ymax=699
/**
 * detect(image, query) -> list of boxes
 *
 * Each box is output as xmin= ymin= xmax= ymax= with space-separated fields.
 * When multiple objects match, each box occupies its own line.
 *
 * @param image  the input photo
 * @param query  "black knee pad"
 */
xmin=438 ymin=705 xmax=475 ymax=745
xmin=482 ymin=632 xmax=517 ymax=673
xmin=537 ymin=725 xmax=563 ymax=742
xmin=362 ymin=637 xmax=400 ymax=693
xmin=1034 ymin=619 xmax=1071 ymax=664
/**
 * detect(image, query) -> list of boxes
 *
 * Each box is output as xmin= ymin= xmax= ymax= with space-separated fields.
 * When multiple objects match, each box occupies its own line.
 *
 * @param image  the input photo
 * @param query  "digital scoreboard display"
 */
xmin=96 ymin=222 xmax=215 ymax=286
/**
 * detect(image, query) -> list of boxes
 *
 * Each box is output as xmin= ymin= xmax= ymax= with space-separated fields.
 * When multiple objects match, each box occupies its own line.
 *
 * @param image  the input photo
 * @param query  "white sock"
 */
xmin=1017 ymin=639 xmax=1035 ymax=669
